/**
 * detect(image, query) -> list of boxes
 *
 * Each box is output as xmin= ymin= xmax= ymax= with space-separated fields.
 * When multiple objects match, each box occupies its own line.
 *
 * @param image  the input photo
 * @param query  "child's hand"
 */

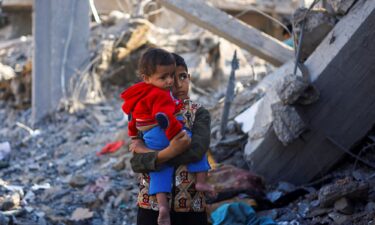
xmin=169 ymin=130 xmax=191 ymax=155
xmin=129 ymin=139 xmax=152 ymax=153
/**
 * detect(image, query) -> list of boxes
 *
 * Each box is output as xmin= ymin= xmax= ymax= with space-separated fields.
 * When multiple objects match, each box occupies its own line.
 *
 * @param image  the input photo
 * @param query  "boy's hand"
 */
xmin=169 ymin=130 xmax=191 ymax=156
xmin=129 ymin=139 xmax=152 ymax=153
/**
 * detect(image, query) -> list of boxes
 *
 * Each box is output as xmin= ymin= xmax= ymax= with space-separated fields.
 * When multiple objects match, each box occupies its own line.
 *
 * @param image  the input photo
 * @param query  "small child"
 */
xmin=121 ymin=48 xmax=211 ymax=225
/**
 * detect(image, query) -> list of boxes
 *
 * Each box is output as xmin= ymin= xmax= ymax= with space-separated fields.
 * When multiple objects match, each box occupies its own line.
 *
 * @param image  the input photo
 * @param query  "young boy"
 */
xmin=121 ymin=48 xmax=211 ymax=225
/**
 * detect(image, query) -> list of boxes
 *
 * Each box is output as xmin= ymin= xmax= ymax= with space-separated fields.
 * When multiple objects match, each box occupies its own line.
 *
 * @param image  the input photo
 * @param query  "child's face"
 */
xmin=144 ymin=64 xmax=175 ymax=90
xmin=172 ymin=66 xmax=190 ymax=100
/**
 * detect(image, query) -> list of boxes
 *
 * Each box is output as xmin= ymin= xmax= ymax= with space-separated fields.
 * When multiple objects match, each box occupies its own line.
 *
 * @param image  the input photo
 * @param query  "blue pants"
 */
xmin=143 ymin=126 xmax=210 ymax=195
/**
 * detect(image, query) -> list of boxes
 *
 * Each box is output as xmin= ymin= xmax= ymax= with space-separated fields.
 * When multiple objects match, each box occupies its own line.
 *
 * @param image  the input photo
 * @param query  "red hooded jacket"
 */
xmin=120 ymin=82 xmax=183 ymax=140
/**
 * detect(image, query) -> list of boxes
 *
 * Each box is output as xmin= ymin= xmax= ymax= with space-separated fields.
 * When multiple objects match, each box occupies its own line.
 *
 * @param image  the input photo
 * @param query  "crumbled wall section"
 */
xmin=32 ymin=0 xmax=90 ymax=123
xmin=242 ymin=0 xmax=375 ymax=184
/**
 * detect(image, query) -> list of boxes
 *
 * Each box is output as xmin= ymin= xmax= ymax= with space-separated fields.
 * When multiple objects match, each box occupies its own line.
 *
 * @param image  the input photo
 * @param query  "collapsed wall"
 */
xmin=237 ymin=0 xmax=375 ymax=184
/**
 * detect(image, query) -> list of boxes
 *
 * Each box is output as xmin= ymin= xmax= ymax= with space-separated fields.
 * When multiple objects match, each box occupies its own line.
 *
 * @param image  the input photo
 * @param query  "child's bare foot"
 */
xmin=158 ymin=206 xmax=171 ymax=225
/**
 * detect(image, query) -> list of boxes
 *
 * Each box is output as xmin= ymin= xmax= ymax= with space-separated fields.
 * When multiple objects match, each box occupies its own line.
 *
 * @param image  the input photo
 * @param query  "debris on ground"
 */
xmin=1 ymin=0 xmax=375 ymax=224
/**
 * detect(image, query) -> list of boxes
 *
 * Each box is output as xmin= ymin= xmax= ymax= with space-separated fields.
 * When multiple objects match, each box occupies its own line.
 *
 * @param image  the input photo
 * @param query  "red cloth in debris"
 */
xmin=97 ymin=140 xmax=125 ymax=156
xmin=120 ymin=82 xmax=183 ymax=140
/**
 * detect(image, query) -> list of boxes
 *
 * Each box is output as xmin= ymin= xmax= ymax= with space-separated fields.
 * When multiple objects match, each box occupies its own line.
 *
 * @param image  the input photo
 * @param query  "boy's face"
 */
xmin=144 ymin=64 xmax=175 ymax=90
xmin=172 ymin=66 xmax=190 ymax=100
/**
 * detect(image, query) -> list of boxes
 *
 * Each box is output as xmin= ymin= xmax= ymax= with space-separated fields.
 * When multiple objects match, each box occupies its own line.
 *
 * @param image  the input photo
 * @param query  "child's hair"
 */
xmin=172 ymin=53 xmax=188 ymax=73
xmin=138 ymin=48 xmax=175 ymax=77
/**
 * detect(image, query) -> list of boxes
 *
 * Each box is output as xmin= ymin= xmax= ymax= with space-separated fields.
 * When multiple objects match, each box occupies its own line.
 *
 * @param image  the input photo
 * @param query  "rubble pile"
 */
xmin=0 ymin=93 xmax=140 ymax=224
xmin=209 ymin=113 xmax=375 ymax=224
xmin=0 ymin=11 xmax=262 ymax=224
xmin=2 ymin=89 xmax=375 ymax=224
xmin=259 ymin=161 xmax=375 ymax=224
xmin=0 ymin=36 xmax=32 ymax=109
xmin=1 ymin=0 xmax=375 ymax=224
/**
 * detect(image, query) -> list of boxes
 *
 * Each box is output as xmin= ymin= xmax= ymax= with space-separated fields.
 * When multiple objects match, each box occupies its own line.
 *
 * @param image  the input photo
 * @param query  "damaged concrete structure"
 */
xmin=2 ymin=0 xmax=373 ymax=188
xmin=2 ymin=0 xmax=375 ymax=224
xmin=156 ymin=0 xmax=375 ymax=185
xmin=0 ymin=0 xmax=32 ymax=40
xmin=236 ymin=0 xmax=375 ymax=184
xmin=32 ymin=0 xmax=90 ymax=123
xmin=208 ymin=0 xmax=299 ymax=40
xmin=158 ymin=0 xmax=294 ymax=66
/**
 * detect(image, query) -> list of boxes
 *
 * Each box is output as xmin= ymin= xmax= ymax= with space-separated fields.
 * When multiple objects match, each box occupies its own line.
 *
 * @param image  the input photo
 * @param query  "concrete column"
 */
xmin=32 ymin=0 xmax=90 ymax=123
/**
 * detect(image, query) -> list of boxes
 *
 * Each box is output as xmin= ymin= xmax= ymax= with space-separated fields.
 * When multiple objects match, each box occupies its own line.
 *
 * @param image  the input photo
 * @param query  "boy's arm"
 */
xmin=166 ymin=107 xmax=211 ymax=166
xmin=130 ymin=131 xmax=191 ymax=173
xmin=130 ymin=151 xmax=161 ymax=173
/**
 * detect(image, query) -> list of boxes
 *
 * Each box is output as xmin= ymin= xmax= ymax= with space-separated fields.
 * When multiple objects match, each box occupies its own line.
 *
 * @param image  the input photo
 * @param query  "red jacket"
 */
xmin=120 ymin=82 xmax=183 ymax=140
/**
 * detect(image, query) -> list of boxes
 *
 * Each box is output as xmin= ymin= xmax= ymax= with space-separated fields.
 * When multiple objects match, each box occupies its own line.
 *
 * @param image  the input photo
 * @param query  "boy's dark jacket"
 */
xmin=121 ymin=82 xmax=182 ymax=140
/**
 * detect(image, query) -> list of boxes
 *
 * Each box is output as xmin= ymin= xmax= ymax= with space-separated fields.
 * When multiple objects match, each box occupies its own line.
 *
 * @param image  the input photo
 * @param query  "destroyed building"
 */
xmin=1 ymin=0 xmax=375 ymax=224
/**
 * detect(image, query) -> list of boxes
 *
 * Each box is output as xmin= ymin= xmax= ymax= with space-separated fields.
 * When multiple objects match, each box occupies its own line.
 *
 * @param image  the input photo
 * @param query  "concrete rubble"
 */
xmin=293 ymin=7 xmax=336 ymax=60
xmin=236 ymin=0 xmax=375 ymax=184
xmin=271 ymin=102 xmax=307 ymax=146
xmin=328 ymin=0 xmax=357 ymax=15
xmin=1 ymin=0 xmax=375 ymax=224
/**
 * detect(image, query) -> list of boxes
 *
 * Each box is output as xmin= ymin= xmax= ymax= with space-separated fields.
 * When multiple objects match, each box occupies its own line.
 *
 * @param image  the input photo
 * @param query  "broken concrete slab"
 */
xmin=271 ymin=103 xmax=307 ymax=146
xmin=32 ymin=0 xmax=90 ymax=123
xmin=158 ymin=0 xmax=294 ymax=66
xmin=239 ymin=0 xmax=375 ymax=184
xmin=208 ymin=0 xmax=299 ymax=15
xmin=319 ymin=178 xmax=369 ymax=207
xmin=328 ymin=0 xmax=356 ymax=15
xmin=275 ymin=73 xmax=309 ymax=105
xmin=293 ymin=8 xmax=336 ymax=60
xmin=328 ymin=212 xmax=351 ymax=224
xmin=334 ymin=197 xmax=354 ymax=215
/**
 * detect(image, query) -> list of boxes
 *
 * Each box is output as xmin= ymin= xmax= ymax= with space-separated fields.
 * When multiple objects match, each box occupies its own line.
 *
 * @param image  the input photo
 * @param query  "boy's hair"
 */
xmin=172 ymin=53 xmax=188 ymax=73
xmin=138 ymin=48 xmax=175 ymax=77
